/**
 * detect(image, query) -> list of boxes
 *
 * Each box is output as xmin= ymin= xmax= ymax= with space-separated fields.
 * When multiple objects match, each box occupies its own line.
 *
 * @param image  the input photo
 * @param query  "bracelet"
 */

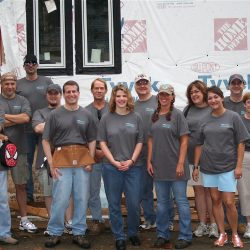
xmin=131 ymin=159 xmax=135 ymax=164
xmin=192 ymin=165 xmax=199 ymax=171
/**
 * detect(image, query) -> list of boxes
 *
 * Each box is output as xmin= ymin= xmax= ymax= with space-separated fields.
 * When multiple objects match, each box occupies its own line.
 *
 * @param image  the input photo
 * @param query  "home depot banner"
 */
xmin=1 ymin=0 xmax=250 ymax=108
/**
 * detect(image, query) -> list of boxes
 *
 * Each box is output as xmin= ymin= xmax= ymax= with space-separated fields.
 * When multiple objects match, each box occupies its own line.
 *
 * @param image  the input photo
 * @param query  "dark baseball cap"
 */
xmin=46 ymin=84 xmax=62 ymax=94
xmin=23 ymin=54 xmax=38 ymax=64
xmin=229 ymin=74 xmax=246 ymax=85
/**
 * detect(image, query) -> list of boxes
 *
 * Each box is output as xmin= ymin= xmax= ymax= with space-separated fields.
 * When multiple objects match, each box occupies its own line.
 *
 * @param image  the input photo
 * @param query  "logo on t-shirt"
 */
xmin=13 ymin=105 xmax=21 ymax=111
xmin=220 ymin=123 xmax=230 ymax=128
xmin=125 ymin=123 xmax=135 ymax=128
xmin=162 ymin=123 xmax=171 ymax=129
xmin=145 ymin=108 xmax=154 ymax=113
xmin=36 ymin=86 xmax=45 ymax=90
xmin=76 ymin=120 xmax=85 ymax=125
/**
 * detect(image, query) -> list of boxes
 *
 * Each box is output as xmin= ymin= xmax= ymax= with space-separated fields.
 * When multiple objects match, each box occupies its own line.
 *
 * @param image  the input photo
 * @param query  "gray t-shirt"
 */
xmin=16 ymin=75 xmax=53 ymax=132
xmin=135 ymin=95 xmax=157 ymax=160
xmin=43 ymin=106 xmax=96 ymax=147
xmin=183 ymin=105 xmax=211 ymax=164
xmin=0 ymin=107 xmax=4 ymax=131
xmin=32 ymin=107 xmax=54 ymax=169
xmin=197 ymin=109 xmax=250 ymax=174
xmin=241 ymin=116 xmax=250 ymax=152
xmin=97 ymin=112 xmax=144 ymax=166
xmin=224 ymin=96 xmax=245 ymax=116
xmin=85 ymin=102 xmax=109 ymax=148
xmin=149 ymin=108 xmax=190 ymax=181
xmin=0 ymin=94 xmax=31 ymax=153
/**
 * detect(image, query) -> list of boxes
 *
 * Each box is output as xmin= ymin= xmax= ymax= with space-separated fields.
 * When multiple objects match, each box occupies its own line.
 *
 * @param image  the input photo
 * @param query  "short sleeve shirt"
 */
xmin=224 ymin=96 xmax=245 ymax=116
xmin=97 ymin=112 xmax=144 ymax=166
xmin=184 ymin=105 xmax=211 ymax=164
xmin=0 ymin=107 xmax=4 ymax=131
xmin=241 ymin=116 xmax=250 ymax=151
xmin=0 ymin=94 xmax=31 ymax=153
xmin=196 ymin=110 xmax=250 ymax=174
xmin=32 ymin=107 xmax=54 ymax=169
xmin=149 ymin=108 xmax=190 ymax=181
xmin=43 ymin=106 xmax=96 ymax=147
xmin=17 ymin=76 xmax=53 ymax=132
xmin=135 ymin=95 xmax=157 ymax=160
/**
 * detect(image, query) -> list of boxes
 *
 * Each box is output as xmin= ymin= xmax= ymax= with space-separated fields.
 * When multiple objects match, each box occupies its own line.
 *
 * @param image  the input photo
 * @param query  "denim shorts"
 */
xmin=201 ymin=170 xmax=237 ymax=192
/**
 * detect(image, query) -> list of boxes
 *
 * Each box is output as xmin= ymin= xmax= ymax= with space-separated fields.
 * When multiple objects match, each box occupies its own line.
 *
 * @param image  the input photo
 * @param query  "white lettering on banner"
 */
xmin=122 ymin=20 xmax=147 ymax=53
xmin=214 ymin=18 xmax=247 ymax=51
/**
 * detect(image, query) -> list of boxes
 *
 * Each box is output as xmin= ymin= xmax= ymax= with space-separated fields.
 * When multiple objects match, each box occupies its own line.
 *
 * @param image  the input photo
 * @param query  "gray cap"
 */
xmin=46 ymin=84 xmax=62 ymax=93
xmin=229 ymin=74 xmax=246 ymax=85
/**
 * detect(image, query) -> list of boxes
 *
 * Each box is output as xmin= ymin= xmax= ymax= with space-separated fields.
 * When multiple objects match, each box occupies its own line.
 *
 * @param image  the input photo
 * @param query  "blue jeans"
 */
xmin=88 ymin=163 xmax=104 ymax=221
xmin=48 ymin=168 xmax=90 ymax=236
xmin=26 ymin=132 xmax=39 ymax=200
xmin=0 ymin=171 xmax=11 ymax=238
xmin=140 ymin=163 xmax=156 ymax=224
xmin=155 ymin=180 xmax=192 ymax=241
xmin=103 ymin=164 xmax=142 ymax=240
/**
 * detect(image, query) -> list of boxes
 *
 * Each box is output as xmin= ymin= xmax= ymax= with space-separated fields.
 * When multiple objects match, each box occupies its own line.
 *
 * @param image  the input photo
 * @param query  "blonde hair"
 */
xmin=109 ymin=84 xmax=134 ymax=113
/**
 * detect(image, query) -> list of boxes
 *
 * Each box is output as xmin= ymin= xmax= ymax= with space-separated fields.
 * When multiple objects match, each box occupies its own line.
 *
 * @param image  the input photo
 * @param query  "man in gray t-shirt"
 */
xmin=16 ymin=54 xmax=53 ymax=202
xmin=134 ymin=73 xmax=157 ymax=229
xmin=42 ymin=81 xmax=96 ymax=248
xmin=85 ymin=78 xmax=109 ymax=234
xmin=224 ymin=74 xmax=246 ymax=116
xmin=0 ymin=72 xmax=38 ymax=233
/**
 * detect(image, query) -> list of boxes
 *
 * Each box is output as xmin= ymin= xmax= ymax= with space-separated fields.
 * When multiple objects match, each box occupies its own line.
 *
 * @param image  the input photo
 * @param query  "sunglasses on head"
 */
xmin=24 ymin=61 xmax=37 ymax=66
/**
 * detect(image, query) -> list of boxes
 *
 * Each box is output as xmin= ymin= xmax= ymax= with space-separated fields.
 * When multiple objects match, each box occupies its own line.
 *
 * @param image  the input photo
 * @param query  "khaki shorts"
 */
xmin=10 ymin=154 xmax=29 ymax=185
xmin=38 ymin=168 xmax=53 ymax=197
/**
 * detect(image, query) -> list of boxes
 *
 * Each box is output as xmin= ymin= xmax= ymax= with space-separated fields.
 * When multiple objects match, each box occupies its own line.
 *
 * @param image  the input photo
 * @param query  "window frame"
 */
xmin=75 ymin=0 xmax=121 ymax=74
xmin=26 ymin=0 xmax=73 ymax=75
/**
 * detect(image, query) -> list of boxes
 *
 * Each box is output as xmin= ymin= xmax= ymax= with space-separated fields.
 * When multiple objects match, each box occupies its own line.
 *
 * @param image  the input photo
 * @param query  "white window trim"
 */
xmin=33 ymin=0 xmax=66 ymax=68
xmin=82 ymin=0 xmax=114 ymax=67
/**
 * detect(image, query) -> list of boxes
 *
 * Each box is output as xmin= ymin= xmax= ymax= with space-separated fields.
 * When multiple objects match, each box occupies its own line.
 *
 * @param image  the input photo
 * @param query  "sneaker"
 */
xmin=208 ymin=223 xmax=219 ymax=238
xmin=45 ymin=235 xmax=61 ymax=248
xmin=232 ymin=234 xmax=243 ymax=248
xmin=140 ymin=221 xmax=156 ymax=230
xmin=175 ymin=239 xmax=192 ymax=249
xmin=214 ymin=233 xmax=228 ymax=247
xmin=19 ymin=219 xmax=38 ymax=233
xmin=169 ymin=222 xmax=174 ymax=231
xmin=243 ymin=226 xmax=250 ymax=239
xmin=193 ymin=223 xmax=208 ymax=237
xmin=88 ymin=220 xmax=106 ymax=235
xmin=72 ymin=235 xmax=91 ymax=249
xmin=64 ymin=220 xmax=72 ymax=234
xmin=0 ymin=236 xmax=18 ymax=245
xmin=154 ymin=237 xmax=169 ymax=248
xmin=44 ymin=228 xmax=50 ymax=236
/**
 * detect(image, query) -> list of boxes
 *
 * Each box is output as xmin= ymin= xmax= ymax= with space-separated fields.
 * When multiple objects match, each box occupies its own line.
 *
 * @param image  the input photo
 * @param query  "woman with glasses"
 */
xmin=98 ymin=84 xmax=143 ymax=250
xmin=193 ymin=86 xmax=249 ymax=248
xmin=147 ymin=83 xmax=192 ymax=249
xmin=184 ymin=80 xmax=218 ymax=238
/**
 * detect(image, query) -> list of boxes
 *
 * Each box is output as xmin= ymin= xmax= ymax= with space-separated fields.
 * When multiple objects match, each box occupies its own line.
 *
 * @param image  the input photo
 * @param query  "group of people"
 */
xmin=0 ymin=54 xmax=250 ymax=250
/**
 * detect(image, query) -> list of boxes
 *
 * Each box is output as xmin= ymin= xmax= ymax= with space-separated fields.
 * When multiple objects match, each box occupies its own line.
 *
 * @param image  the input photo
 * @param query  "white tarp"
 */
xmin=1 ymin=0 xmax=250 ymax=108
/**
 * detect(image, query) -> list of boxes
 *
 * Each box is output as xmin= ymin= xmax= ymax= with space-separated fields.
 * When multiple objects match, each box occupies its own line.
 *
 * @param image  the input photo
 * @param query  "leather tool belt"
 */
xmin=52 ymin=144 xmax=95 ymax=168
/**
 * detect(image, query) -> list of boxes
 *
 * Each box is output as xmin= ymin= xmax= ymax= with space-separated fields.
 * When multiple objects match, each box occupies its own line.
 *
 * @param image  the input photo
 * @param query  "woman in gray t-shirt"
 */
xmin=98 ymin=84 xmax=143 ymax=249
xmin=194 ymin=86 xmax=249 ymax=248
xmin=147 ymin=83 xmax=192 ymax=249
xmin=184 ymin=80 xmax=218 ymax=238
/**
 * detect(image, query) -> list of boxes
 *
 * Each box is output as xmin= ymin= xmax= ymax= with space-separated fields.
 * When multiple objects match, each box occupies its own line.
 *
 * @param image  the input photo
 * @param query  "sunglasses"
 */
xmin=24 ymin=61 xmax=37 ymax=66
xmin=135 ymin=80 xmax=149 ymax=86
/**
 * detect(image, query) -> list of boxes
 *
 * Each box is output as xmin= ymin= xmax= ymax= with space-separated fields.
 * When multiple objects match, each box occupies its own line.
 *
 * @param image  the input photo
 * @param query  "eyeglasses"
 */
xmin=24 ymin=61 xmax=37 ymax=66
xmin=97 ymin=110 xmax=102 ymax=120
xmin=135 ymin=80 xmax=149 ymax=86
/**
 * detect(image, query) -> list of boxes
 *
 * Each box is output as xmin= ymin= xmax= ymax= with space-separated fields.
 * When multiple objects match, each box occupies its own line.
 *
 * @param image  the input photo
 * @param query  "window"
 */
xmin=75 ymin=0 xmax=121 ymax=74
xmin=26 ymin=0 xmax=73 ymax=75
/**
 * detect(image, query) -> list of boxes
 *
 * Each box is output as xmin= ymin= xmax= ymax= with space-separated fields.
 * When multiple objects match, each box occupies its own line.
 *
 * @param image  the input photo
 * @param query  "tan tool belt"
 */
xmin=52 ymin=144 xmax=95 ymax=168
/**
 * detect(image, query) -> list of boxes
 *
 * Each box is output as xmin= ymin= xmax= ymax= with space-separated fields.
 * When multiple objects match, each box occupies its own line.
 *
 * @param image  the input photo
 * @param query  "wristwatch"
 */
xmin=192 ymin=165 xmax=199 ymax=171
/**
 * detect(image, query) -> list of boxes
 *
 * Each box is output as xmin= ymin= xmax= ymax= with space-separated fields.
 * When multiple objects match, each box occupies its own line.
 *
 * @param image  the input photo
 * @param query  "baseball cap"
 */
xmin=46 ymin=84 xmax=62 ymax=94
xmin=1 ymin=72 xmax=17 ymax=83
xmin=158 ymin=83 xmax=174 ymax=95
xmin=23 ymin=54 xmax=38 ymax=64
xmin=134 ymin=74 xmax=150 ymax=83
xmin=229 ymin=74 xmax=246 ymax=85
